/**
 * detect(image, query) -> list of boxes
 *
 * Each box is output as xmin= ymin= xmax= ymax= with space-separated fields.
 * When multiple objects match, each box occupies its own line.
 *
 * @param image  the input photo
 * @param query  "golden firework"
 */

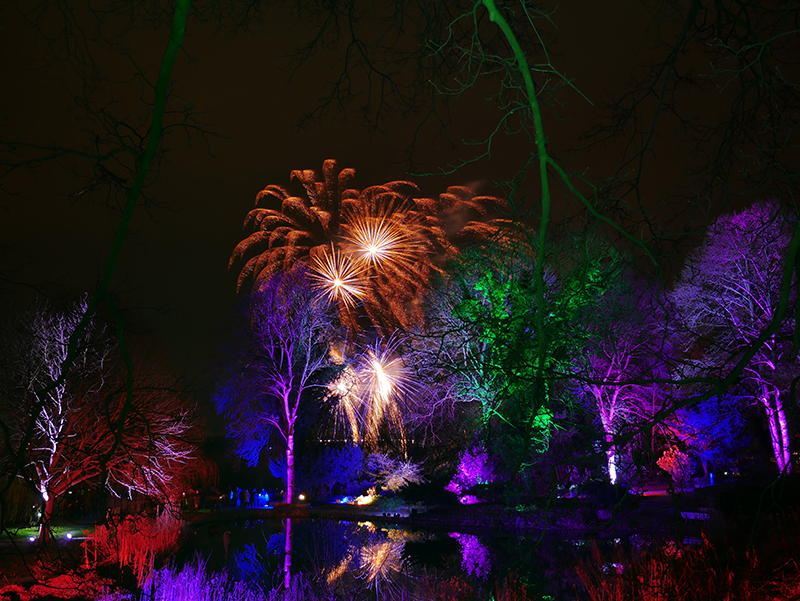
xmin=230 ymin=160 xmax=512 ymax=333
xmin=327 ymin=365 xmax=362 ymax=443
xmin=309 ymin=245 xmax=367 ymax=309
xmin=359 ymin=340 xmax=412 ymax=455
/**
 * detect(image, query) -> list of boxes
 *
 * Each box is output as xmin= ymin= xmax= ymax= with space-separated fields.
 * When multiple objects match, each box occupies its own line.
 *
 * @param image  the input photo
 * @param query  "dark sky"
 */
xmin=0 ymin=1 xmax=729 ymax=394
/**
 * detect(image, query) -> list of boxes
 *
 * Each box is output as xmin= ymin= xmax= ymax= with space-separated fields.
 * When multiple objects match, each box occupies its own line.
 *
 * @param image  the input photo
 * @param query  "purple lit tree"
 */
xmin=574 ymin=279 xmax=671 ymax=485
xmin=213 ymin=271 xmax=335 ymax=504
xmin=671 ymin=199 xmax=798 ymax=474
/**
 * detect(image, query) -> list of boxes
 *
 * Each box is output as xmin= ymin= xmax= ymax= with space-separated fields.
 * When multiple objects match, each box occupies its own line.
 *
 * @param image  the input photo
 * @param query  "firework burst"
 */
xmin=309 ymin=245 xmax=367 ymax=309
xmin=359 ymin=338 xmax=414 ymax=455
xmin=230 ymin=159 xmax=512 ymax=333
xmin=342 ymin=210 xmax=425 ymax=271
xmin=327 ymin=364 xmax=362 ymax=444
xmin=326 ymin=337 xmax=415 ymax=455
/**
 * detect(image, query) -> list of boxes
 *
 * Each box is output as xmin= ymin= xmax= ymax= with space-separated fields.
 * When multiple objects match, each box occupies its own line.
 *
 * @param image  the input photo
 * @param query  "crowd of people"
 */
xmin=179 ymin=486 xmax=276 ymax=512
xmin=226 ymin=487 xmax=272 ymax=508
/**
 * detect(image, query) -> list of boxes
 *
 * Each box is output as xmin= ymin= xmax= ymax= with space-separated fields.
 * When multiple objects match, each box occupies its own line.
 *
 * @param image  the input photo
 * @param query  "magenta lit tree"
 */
xmin=574 ymin=279 xmax=670 ymax=485
xmin=213 ymin=270 xmax=335 ymax=504
xmin=671 ymin=199 xmax=798 ymax=474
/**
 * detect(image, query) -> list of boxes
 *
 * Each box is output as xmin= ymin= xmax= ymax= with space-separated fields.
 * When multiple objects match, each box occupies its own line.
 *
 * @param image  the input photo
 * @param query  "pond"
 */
xmin=182 ymin=511 xmax=678 ymax=600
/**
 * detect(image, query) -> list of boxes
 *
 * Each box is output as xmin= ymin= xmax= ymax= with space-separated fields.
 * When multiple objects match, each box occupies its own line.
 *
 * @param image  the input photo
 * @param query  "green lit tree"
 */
xmin=408 ymin=232 xmax=571 ymax=486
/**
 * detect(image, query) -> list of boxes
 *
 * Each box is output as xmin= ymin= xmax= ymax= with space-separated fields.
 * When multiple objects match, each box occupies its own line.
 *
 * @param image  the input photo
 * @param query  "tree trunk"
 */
xmin=38 ymin=493 xmax=55 ymax=544
xmin=763 ymin=388 xmax=792 ymax=474
xmin=599 ymin=408 xmax=617 ymax=484
xmin=605 ymin=431 xmax=618 ymax=485
xmin=776 ymin=392 xmax=792 ymax=474
xmin=285 ymin=432 xmax=294 ymax=504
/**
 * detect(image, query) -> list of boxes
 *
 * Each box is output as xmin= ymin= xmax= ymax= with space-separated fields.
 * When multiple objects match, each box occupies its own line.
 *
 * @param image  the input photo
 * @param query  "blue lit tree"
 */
xmin=667 ymin=393 xmax=753 ymax=476
xmin=213 ymin=271 xmax=336 ymax=503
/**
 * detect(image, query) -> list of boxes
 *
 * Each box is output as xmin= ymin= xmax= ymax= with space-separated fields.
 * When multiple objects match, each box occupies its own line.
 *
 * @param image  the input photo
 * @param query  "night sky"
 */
xmin=0 ymin=1 xmax=747 ymax=402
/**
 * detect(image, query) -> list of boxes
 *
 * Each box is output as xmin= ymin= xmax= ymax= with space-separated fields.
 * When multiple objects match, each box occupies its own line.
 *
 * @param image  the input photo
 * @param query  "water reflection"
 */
xmin=450 ymin=532 xmax=492 ymax=579
xmin=282 ymin=518 xmax=292 ymax=589
xmin=194 ymin=517 xmax=595 ymax=598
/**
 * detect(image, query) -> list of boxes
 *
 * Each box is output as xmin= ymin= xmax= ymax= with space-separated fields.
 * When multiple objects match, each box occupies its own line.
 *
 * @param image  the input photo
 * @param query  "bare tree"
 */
xmin=213 ymin=270 xmax=336 ymax=504
xmin=574 ymin=284 xmax=671 ymax=485
xmin=671 ymin=199 xmax=798 ymax=474
xmin=0 ymin=0 xmax=194 ymax=550
xmin=0 ymin=298 xmax=201 ymax=542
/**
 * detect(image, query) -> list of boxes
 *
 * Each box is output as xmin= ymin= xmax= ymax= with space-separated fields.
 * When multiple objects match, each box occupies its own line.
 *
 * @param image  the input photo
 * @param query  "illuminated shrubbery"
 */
xmin=88 ymin=509 xmax=185 ymax=587
xmin=445 ymin=444 xmax=497 ymax=503
xmin=656 ymin=446 xmax=693 ymax=487
xmin=367 ymin=452 xmax=425 ymax=493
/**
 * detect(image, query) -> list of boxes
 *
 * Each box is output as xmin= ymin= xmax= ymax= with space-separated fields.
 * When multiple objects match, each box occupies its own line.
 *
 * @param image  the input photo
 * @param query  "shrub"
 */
xmin=446 ymin=444 xmax=496 ymax=500
xmin=366 ymin=453 xmax=425 ymax=493
xmin=657 ymin=446 xmax=693 ymax=487
xmin=87 ymin=508 xmax=185 ymax=586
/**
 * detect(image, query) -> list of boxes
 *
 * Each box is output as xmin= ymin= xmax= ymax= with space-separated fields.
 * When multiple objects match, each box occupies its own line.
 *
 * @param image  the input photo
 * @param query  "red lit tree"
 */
xmin=0 ymin=298 xmax=202 ymax=542
xmin=671 ymin=199 xmax=798 ymax=474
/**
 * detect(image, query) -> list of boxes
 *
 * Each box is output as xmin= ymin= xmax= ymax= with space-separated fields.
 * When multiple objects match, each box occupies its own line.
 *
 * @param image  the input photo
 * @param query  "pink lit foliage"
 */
xmin=657 ymin=446 xmax=693 ymax=488
xmin=671 ymin=199 xmax=798 ymax=474
xmin=446 ymin=444 xmax=496 ymax=503
xmin=88 ymin=509 xmax=185 ymax=587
